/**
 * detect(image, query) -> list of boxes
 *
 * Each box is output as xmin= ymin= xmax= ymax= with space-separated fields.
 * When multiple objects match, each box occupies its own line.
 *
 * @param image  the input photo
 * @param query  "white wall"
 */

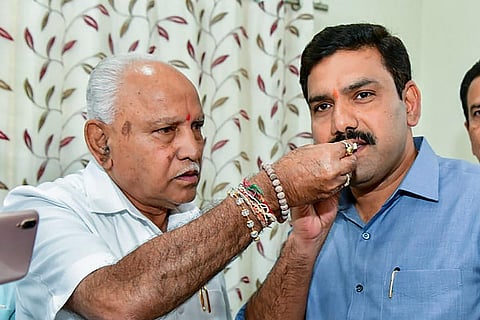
xmin=417 ymin=0 xmax=480 ymax=163
xmin=313 ymin=0 xmax=480 ymax=163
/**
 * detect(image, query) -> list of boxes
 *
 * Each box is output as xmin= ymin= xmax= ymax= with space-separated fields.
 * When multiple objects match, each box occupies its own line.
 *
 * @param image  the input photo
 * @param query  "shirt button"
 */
xmin=362 ymin=232 xmax=370 ymax=240
xmin=355 ymin=284 xmax=364 ymax=292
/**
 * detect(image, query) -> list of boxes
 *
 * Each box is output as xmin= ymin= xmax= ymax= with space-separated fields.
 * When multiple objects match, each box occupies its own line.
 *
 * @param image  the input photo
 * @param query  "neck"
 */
xmin=142 ymin=210 xmax=169 ymax=232
xmin=352 ymin=147 xmax=418 ymax=223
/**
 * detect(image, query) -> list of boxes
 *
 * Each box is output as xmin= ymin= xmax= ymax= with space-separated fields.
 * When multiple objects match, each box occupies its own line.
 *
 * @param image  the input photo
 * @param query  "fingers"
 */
xmin=268 ymin=140 xmax=358 ymax=207
xmin=336 ymin=139 xmax=358 ymax=159
xmin=337 ymin=140 xmax=357 ymax=189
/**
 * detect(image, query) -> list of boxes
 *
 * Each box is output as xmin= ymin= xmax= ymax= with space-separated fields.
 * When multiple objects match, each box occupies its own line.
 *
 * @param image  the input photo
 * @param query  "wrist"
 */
xmin=228 ymin=179 xmax=277 ymax=242
xmin=287 ymin=231 xmax=325 ymax=257
xmin=261 ymin=162 xmax=291 ymax=222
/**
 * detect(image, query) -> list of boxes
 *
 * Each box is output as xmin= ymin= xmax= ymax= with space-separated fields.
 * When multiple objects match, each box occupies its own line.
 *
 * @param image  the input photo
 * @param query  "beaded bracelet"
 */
xmin=228 ymin=188 xmax=260 ymax=241
xmin=261 ymin=162 xmax=291 ymax=221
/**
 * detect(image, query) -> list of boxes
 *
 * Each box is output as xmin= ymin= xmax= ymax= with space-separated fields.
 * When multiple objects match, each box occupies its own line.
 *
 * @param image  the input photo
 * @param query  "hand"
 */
xmin=273 ymin=140 xmax=356 ymax=207
xmin=290 ymin=194 xmax=339 ymax=247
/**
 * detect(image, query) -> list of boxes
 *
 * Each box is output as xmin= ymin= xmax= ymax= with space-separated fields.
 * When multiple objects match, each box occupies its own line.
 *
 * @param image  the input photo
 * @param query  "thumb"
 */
xmin=291 ymin=204 xmax=312 ymax=221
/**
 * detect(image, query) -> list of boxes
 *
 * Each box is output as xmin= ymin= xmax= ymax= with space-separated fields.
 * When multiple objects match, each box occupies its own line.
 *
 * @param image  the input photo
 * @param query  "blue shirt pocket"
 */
xmin=381 ymin=269 xmax=461 ymax=319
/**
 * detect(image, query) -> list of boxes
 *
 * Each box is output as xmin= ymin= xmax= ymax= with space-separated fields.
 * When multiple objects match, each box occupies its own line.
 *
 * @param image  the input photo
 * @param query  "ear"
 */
xmin=403 ymin=80 xmax=421 ymax=127
xmin=465 ymin=120 xmax=470 ymax=131
xmin=84 ymin=120 xmax=113 ymax=170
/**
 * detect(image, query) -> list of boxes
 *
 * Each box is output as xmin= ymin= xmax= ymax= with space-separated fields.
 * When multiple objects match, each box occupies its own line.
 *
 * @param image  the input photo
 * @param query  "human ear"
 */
xmin=84 ymin=120 xmax=113 ymax=169
xmin=403 ymin=80 xmax=421 ymax=127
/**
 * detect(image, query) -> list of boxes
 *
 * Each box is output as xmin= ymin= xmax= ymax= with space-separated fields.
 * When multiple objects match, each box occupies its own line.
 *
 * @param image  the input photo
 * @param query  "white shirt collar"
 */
xmin=83 ymin=158 xmax=201 ymax=231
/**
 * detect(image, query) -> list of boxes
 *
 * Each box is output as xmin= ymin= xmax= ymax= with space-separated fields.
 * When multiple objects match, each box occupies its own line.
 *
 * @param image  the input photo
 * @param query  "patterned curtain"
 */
xmin=0 ymin=0 xmax=315 ymax=315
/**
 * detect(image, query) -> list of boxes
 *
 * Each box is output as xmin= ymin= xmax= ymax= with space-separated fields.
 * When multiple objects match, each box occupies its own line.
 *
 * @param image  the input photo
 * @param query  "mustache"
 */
xmin=175 ymin=162 xmax=201 ymax=176
xmin=330 ymin=130 xmax=376 ymax=145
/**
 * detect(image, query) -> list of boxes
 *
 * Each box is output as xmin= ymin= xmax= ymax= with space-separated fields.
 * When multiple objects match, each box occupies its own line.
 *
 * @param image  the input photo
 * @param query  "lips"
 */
xmin=174 ymin=163 xmax=200 ymax=183
xmin=177 ymin=170 xmax=199 ymax=177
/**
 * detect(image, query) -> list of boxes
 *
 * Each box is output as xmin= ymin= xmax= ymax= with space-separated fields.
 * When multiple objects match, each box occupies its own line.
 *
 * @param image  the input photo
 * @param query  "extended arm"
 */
xmin=67 ymin=142 xmax=356 ymax=319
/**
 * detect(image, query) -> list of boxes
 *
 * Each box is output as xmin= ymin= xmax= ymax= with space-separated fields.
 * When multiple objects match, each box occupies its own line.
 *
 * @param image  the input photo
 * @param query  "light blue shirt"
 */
xmin=0 ymin=281 xmax=15 ymax=320
xmin=236 ymin=137 xmax=480 ymax=319
xmin=307 ymin=137 xmax=480 ymax=319
xmin=2 ymin=158 xmax=231 ymax=320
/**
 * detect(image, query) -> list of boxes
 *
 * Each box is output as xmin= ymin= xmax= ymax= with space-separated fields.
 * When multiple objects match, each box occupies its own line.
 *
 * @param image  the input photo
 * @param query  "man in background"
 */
xmin=460 ymin=59 xmax=480 ymax=161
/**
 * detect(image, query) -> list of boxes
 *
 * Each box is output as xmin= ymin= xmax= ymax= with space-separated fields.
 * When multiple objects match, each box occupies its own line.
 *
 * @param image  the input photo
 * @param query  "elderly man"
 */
xmin=460 ymin=59 xmax=480 ymax=161
xmin=237 ymin=23 xmax=480 ymax=319
xmin=1 ymin=53 xmax=356 ymax=319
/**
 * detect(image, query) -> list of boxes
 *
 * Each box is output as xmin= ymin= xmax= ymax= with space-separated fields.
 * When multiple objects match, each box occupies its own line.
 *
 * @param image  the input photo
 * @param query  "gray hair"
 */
xmin=86 ymin=53 xmax=159 ymax=123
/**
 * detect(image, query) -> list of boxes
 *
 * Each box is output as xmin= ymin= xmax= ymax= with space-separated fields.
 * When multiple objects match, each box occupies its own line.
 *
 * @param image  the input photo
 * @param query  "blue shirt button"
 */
xmin=362 ymin=232 xmax=370 ymax=240
xmin=355 ymin=284 xmax=364 ymax=292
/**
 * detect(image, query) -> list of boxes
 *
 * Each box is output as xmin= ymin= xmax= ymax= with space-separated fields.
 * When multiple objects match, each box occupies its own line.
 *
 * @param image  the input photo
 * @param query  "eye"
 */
xmin=354 ymin=91 xmax=374 ymax=101
xmin=312 ymin=102 xmax=333 ymax=113
xmin=192 ymin=119 xmax=204 ymax=131
xmin=156 ymin=126 xmax=176 ymax=134
xmin=192 ymin=119 xmax=204 ymax=140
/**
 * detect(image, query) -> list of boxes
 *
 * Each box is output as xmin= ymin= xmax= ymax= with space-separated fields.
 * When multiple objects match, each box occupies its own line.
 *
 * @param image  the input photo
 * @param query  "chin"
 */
xmin=176 ymin=192 xmax=197 ymax=204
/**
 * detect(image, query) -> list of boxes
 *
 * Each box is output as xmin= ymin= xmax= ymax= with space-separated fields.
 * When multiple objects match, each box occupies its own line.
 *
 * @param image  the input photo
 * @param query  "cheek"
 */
xmin=120 ymin=152 xmax=148 ymax=177
xmin=311 ymin=120 xmax=330 ymax=143
xmin=468 ymin=127 xmax=480 ymax=146
xmin=115 ymin=142 xmax=163 ymax=175
xmin=137 ymin=153 xmax=173 ymax=187
xmin=199 ymin=138 xmax=205 ymax=154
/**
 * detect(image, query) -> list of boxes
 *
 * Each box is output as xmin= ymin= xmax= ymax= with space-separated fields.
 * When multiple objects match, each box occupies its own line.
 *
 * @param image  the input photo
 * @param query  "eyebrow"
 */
xmin=307 ymin=78 xmax=379 ymax=105
xmin=150 ymin=115 xmax=205 ymax=126
xmin=343 ymin=78 xmax=378 ymax=94
xmin=150 ymin=117 xmax=179 ymax=126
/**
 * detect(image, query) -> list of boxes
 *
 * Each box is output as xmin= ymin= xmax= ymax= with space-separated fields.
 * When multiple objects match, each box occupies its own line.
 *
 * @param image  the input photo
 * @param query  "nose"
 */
xmin=331 ymin=100 xmax=358 ymax=136
xmin=176 ymin=128 xmax=204 ymax=162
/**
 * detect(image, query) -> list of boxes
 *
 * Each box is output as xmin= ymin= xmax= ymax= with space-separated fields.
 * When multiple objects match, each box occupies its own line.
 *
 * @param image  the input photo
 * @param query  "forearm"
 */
xmin=69 ymin=173 xmax=275 ymax=319
xmin=244 ymin=233 xmax=323 ymax=320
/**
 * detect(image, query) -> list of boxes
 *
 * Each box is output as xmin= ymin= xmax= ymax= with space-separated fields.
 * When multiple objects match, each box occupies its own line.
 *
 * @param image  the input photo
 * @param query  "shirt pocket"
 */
xmin=381 ymin=269 xmax=461 ymax=320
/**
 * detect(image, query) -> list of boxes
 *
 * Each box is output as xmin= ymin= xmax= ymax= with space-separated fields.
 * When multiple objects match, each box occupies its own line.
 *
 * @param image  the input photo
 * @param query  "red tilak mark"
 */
xmin=332 ymin=89 xmax=339 ymax=100
xmin=186 ymin=113 xmax=191 ymax=121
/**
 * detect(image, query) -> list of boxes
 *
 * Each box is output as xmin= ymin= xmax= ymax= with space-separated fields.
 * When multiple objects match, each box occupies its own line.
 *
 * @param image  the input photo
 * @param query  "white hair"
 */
xmin=86 ymin=53 xmax=159 ymax=124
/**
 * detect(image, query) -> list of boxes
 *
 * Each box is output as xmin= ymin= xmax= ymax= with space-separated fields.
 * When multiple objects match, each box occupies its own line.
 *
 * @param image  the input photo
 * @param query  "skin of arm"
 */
xmin=243 ymin=197 xmax=339 ymax=320
xmin=67 ymin=195 xmax=254 ymax=319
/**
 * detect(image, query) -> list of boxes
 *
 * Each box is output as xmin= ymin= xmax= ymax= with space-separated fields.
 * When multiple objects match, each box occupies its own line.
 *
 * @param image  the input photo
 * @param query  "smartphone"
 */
xmin=0 ymin=209 xmax=39 ymax=284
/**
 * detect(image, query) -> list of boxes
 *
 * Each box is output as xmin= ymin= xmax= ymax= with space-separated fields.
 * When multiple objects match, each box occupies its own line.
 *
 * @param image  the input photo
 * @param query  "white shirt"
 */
xmin=2 ymin=159 xmax=231 ymax=320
